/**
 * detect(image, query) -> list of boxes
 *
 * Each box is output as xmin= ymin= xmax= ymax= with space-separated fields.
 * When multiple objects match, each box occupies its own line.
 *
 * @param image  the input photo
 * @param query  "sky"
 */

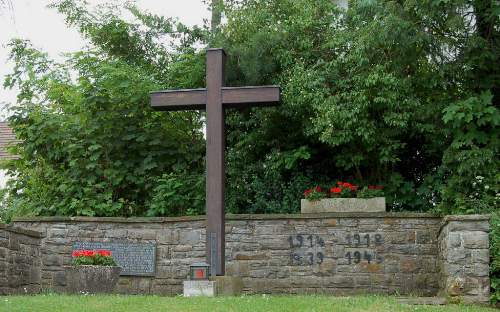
xmin=0 ymin=0 xmax=211 ymax=119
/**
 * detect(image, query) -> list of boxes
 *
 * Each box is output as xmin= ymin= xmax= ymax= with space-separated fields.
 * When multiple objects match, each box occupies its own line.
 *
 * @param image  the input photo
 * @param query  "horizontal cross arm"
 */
xmin=222 ymin=86 xmax=280 ymax=108
xmin=150 ymin=85 xmax=280 ymax=111
xmin=150 ymin=88 xmax=206 ymax=111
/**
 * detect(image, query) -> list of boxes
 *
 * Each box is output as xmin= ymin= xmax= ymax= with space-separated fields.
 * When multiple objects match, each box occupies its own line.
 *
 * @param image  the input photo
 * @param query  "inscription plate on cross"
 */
xmin=150 ymin=48 xmax=280 ymax=276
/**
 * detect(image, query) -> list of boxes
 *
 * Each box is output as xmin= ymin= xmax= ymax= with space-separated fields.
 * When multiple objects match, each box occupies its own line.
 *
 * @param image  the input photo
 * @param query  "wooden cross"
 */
xmin=150 ymin=48 xmax=280 ymax=276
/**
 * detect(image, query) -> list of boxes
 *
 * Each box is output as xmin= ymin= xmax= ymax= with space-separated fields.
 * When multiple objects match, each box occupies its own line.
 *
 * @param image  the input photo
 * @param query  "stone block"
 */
xmin=446 ymin=248 xmax=469 ymax=264
xmin=467 ymin=263 xmax=490 ymax=277
xmin=259 ymin=238 xmax=289 ymax=250
xmin=444 ymin=220 xmax=490 ymax=232
xmin=329 ymin=275 xmax=355 ymax=287
xmin=471 ymin=249 xmax=489 ymax=264
xmin=301 ymin=198 xmax=386 ymax=213
xmin=447 ymin=232 xmax=462 ymax=248
xmin=183 ymin=280 xmax=216 ymax=297
xmin=127 ymin=230 xmax=156 ymax=240
xmin=44 ymin=255 xmax=61 ymax=267
xmin=53 ymin=271 xmax=66 ymax=286
xmin=212 ymin=276 xmax=243 ymax=296
xmin=0 ymin=238 xmax=8 ymax=248
xmin=462 ymin=231 xmax=489 ymax=249
xmin=48 ymin=229 xmax=67 ymax=238
xmin=234 ymin=253 xmax=269 ymax=260
xmin=179 ymin=230 xmax=202 ymax=245
xmin=226 ymin=261 xmax=249 ymax=276
xmin=106 ymin=229 xmax=127 ymax=238
xmin=416 ymin=231 xmax=434 ymax=244
xmin=173 ymin=245 xmax=192 ymax=252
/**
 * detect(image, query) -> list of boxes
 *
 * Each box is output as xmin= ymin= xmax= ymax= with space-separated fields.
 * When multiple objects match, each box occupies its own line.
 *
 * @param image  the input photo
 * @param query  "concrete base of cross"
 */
xmin=183 ymin=276 xmax=243 ymax=297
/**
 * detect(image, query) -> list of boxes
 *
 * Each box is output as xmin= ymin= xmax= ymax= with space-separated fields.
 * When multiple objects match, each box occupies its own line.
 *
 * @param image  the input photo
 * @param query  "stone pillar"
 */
xmin=0 ymin=223 xmax=43 ymax=295
xmin=439 ymin=215 xmax=490 ymax=304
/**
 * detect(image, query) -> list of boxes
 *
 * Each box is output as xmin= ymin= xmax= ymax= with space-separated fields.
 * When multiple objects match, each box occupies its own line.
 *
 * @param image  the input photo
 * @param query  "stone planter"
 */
xmin=65 ymin=265 xmax=121 ymax=294
xmin=301 ymin=197 xmax=386 ymax=213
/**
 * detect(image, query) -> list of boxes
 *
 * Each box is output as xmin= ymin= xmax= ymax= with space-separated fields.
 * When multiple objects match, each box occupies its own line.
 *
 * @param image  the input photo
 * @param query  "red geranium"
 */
xmin=97 ymin=250 xmax=112 ymax=257
xmin=72 ymin=249 xmax=116 ymax=266
xmin=330 ymin=187 xmax=342 ymax=194
xmin=72 ymin=250 xmax=83 ymax=257
xmin=304 ymin=185 xmax=326 ymax=201
xmin=72 ymin=249 xmax=113 ymax=258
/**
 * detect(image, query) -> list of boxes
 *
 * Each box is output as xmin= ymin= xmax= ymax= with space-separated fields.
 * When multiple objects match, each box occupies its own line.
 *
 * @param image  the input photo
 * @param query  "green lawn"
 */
xmin=0 ymin=295 xmax=496 ymax=312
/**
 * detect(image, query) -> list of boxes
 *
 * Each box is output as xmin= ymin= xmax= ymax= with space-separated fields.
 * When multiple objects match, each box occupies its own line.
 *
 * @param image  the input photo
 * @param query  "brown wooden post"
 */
xmin=205 ymin=48 xmax=225 ymax=276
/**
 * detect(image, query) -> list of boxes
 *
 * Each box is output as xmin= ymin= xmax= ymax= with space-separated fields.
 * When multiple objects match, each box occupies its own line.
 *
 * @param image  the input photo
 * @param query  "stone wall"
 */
xmin=439 ymin=215 xmax=490 ymax=303
xmin=13 ymin=213 xmax=445 ymax=297
xmin=0 ymin=223 xmax=43 ymax=295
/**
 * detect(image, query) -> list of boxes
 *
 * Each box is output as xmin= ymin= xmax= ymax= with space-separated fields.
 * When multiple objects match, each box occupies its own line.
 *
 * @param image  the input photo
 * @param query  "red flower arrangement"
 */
xmin=72 ymin=249 xmax=116 ymax=266
xmin=304 ymin=182 xmax=384 ymax=200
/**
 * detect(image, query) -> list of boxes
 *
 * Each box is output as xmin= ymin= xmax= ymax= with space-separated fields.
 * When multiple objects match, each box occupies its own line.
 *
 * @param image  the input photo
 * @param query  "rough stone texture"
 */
xmin=0 ymin=223 xmax=42 ymax=295
xmin=183 ymin=280 xmax=216 ymax=297
xmin=212 ymin=276 xmax=244 ymax=296
xmin=13 ymin=213 xmax=444 ymax=296
xmin=438 ymin=215 xmax=490 ymax=304
xmin=301 ymin=198 xmax=386 ymax=213
xmin=8 ymin=213 xmax=491 ymax=301
xmin=65 ymin=265 xmax=121 ymax=294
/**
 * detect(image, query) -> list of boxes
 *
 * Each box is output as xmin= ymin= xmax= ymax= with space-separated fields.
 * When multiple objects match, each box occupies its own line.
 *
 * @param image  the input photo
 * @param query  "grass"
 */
xmin=0 ymin=295 xmax=497 ymax=312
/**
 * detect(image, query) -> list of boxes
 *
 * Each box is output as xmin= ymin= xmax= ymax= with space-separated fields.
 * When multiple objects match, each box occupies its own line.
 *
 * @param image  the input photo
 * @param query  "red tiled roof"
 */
xmin=0 ymin=121 xmax=20 ymax=160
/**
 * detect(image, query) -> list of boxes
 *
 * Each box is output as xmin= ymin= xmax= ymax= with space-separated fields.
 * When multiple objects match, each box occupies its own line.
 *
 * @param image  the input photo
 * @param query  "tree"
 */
xmin=1 ymin=1 xmax=207 ymax=218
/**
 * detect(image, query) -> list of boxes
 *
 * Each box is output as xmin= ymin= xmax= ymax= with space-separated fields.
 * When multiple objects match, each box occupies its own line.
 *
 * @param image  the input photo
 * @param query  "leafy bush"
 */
xmin=147 ymin=173 xmax=205 ymax=217
xmin=356 ymin=188 xmax=385 ymax=199
xmin=1 ymin=2 xmax=205 ymax=218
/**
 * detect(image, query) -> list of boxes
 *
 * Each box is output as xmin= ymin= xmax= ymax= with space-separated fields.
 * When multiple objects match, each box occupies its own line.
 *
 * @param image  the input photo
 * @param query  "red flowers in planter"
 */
xmin=304 ymin=181 xmax=384 ymax=200
xmin=72 ymin=249 xmax=112 ymax=257
xmin=330 ymin=181 xmax=358 ymax=197
xmin=72 ymin=249 xmax=116 ymax=266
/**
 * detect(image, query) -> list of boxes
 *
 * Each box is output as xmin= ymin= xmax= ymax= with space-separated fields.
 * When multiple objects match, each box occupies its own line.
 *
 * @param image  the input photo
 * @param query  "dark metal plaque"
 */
xmin=210 ymin=232 xmax=217 ymax=276
xmin=72 ymin=241 xmax=156 ymax=276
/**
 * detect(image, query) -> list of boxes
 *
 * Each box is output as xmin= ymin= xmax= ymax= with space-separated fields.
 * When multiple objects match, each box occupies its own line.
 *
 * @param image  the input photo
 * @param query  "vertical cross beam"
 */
xmin=205 ymin=49 xmax=225 ymax=276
